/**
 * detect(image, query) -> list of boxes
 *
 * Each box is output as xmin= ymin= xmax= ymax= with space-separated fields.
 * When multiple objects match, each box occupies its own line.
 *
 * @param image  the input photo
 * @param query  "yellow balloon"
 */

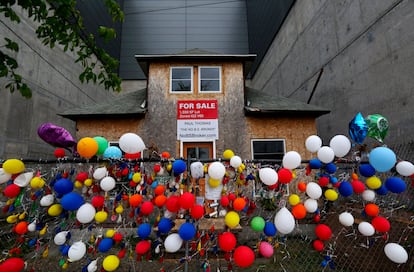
xmin=103 ymin=255 xmax=120 ymax=272
xmin=77 ymin=137 xmax=99 ymax=159
xmin=225 ymin=211 xmax=240 ymax=228
xmin=30 ymin=177 xmax=45 ymax=189
xmin=288 ymin=194 xmax=301 ymax=206
xmin=324 ymin=189 xmax=338 ymax=201
xmin=115 ymin=204 xmax=124 ymax=214
xmin=132 ymin=173 xmax=141 ymax=183
xmin=95 ymin=211 xmax=108 ymax=223
xmin=3 ymin=159 xmax=25 ymax=174
xmin=48 ymin=204 xmax=63 ymax=216
xmin=6 ymin=214 xmax=19 ymax=223
xmin=167 ymin=163 xmax=172 ymax=172
xmin=208 ymin=178 xmax=221 ymax=188
xmin=74 ymin=181 xmax=83 ymax=188
xmin=223 ymin=149 xmax=235 ymax=159
xmin=18 ymin=211 xmax=27 ymax=220
xmin=106 ymin=229 xmax=115 ymax=238
xmin=366 ymin=176 xmax=381 ymax=189
xmin=84 ymin=178 xmax=93 ymax=187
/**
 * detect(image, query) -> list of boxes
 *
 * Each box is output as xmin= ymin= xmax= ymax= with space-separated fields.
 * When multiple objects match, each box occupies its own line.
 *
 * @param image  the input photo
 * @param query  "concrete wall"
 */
xmin=247 ymin=0 xmax=414 ymax=160
xmin=0 ymin=9 xmax=115 ymax=159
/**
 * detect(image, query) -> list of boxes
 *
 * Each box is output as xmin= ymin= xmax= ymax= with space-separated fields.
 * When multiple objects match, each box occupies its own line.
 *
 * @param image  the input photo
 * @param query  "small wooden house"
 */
xmin=60 ymin=49 xmax=329 ymax=161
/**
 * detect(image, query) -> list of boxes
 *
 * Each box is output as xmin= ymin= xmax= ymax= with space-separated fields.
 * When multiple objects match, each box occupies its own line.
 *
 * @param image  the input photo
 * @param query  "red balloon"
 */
xmin=315 ymin=224 xmax=332 ymax=240
xmin=153 ymin=164 xmax=161 ymax=173
xmin=140 ymin=201 xmax=154 ymax=216
xmin=3 ymin=184 xmax=21 ymax=198
xmin=0 ymin=257 xmax=25 ymax=272
xmin=220 ymin=195 xmax=230 ymax=207
xmin=351 ymin=180 xmax=365 ymax=194
xmin=233 ymin=197 xmax=246 ymax=211
xmin=179 ymin=192 xmax=195 ymax=210
xmin=14 ymin=221 xmax=28 ymax=235
xmin=190 ymin=204 xmax=205 ymax=220
xmin=228 ymin=193 xmax=236 ymax=201
xmin=371 ymin=216 xmax=391 ymax=233
xmin=54 ymin=148 xmax=66 ymax=158
xmin=125 ymin=152 xmax=141 ymax=159
xmin=161 ymin=151 xmax=171 ymax=159
xmin=278 ymin=168 xmax=293 ymax=184
xmin=91 ymin=195 xmax=105 ymax=208
xmin=113 ymin=232 xmax=123 ymax=243
xmin=129 ymin=194 xmax=143 ymax=207
xmin=318 ymin=176 xmax=330 ymax=187
xmin=166 ymin=196 xmax=181 ymax=212
xmin=218 ymin=232 xmax=237 ymax=252
xmin=233 ymin=246 xmax=255 ymax=268
xmin=313 ymin=240 xmax=324 ymax=251
xmin=76 ymin=172 xmax=88 ymax=182
xmin=135 ymin=240 xmax=151 ymax=255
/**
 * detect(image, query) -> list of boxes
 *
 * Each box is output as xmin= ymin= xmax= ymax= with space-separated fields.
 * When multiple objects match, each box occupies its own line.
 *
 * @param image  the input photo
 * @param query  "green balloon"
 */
xmin=250 ymin=216 xmax=266 ymax=232
xmin=94 ymin=136 xmax=108 ymax=155
xmin=365 ymin=114 xmax=389 ymax=142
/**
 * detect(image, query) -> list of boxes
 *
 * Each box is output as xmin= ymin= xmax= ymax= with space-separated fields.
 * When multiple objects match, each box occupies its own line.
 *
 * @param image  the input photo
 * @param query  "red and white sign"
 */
xmin=177 ymin=100 xmax=219 ymax=139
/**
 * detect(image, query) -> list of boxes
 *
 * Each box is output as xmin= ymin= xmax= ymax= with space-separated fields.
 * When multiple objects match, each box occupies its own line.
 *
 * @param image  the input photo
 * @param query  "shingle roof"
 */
xmin=244 ymin=87 xmax=330 ymax=117
xmin=59 ymin=88 xmax=147 ymax=120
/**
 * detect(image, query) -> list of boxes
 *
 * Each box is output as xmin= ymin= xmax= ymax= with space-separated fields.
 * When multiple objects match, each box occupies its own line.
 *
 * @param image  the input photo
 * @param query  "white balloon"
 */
xmin=274 ymin=207 xmax=295 ymax=235
xmin=14 ymin=172 xmax=34 ymax=187
xmin=259 ymin=168 xmax=278 ymax=186
xmin=76 ymin=203 xmax=96 ymax=224
xmin=282 ymin=151 xmax=302 ymax=169
xmin=361 ymin=189 xmax=376 ymax=202
xmin=164 ymin=233 xmax=183 ymax=253
xmin=384 ymin=243 xmax=408 ymax=264
xmin=54 ymin=231 xmax=69 ymax=245
xmin=208 ymin=162 xmax=226 ymax=180
xmin=100 ymin=176 xmax=115 ymax=192
xmin=396 ymin=161 xmax=414 ymax=177
xmin=230 ymin=156 xmax=242 ymax=168
xmin=0 ymin=168 xmax=12 ymax=184
xmin=119 ymin=133 xmax=145 ymax=154
xmin=40 ymin=194 xmax=54 ymax=206
xmin=306 ymin=182 xmax=322 ymax=199
xmin=305 ymin=135 xmax=322 ymax=153
xmin=93 ymin=167 xmax=107 ymax=180
xmin=338 ymin=212 xmax=354 ymax=227
xmin=28 ymin=221 xmax=37 ymax=232
xmin=358 ymin=222 xmax=375 ymax=236
xmin=190 ymin=162 xmax=204 ymax=179
xmin=87 ymin=259 xmax=98 ymax=272
xmin=68 ymin=241 xmax=86 ymax=262
xmin=317 ymin=146 xmax=335 ymax=164
xmin=304 ymin=198 xmax=318 ymax=213
xmin=329 ymin=135 xmax=351 ymax=158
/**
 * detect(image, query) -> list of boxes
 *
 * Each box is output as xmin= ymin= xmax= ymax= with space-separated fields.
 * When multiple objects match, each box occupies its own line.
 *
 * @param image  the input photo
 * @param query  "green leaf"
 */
xmin=5 ymin=38 xmax=19 ymax=52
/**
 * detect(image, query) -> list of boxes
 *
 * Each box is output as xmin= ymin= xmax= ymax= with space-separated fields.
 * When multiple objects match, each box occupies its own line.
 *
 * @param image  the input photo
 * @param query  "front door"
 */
xmin=183 ymin=142 xmax=213 ymax=160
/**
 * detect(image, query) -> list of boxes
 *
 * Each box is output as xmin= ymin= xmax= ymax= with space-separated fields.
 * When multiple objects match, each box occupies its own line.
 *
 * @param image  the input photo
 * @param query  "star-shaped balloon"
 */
xmin=349 ymin=112 xmax=368 ymax=144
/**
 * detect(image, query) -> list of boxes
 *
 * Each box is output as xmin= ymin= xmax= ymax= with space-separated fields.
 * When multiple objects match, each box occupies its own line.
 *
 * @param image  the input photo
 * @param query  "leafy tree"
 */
xmin=0 ymin=0 xmax=124 ymax=98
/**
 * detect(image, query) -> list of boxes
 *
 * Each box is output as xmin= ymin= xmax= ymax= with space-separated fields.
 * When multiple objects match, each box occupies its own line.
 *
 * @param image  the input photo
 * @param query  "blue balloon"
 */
xmin=137 ymin=223 xmax=152 ymax=239
xmin=60 ymin=192 xmax=84 ymax=210
xmin=369 ymin=147 xmax=396 ymax=172
xmin=103 ymin=146 xmax=123 ymax=159
xmin=178 ymin=222 xmax=196 ymax=241
xmin=309 ymin=158 xmax=322 ymax=169
xmin=375 ymin=184 xmax=388 ymax=195
xmin=158 ymin=218 xmax=173 ymax=234
xmin=54 ymin=178 xmax=74 ymax=195
xmin=98 ymin=238 xmax=113 ymax=252
xmin=172 ymin=160 xmax=187 ymax=175
xmin=263 ymin=222 xmax=277 ymax=237
xmin=338 ymin=182 xmax=353 ymax=197
xmin=151 ymin=180 xmax=159 ymax=189
xmin=325 ymin=163 xmax=337 ymax=174
xmin=330 ymin=176 xmax=338 ymax=185
xmin=385 ymin=177 xmax=406 ymax=193
xmin=359 ymin=164 xmax=376 ymax=177
xmin=349 ymin=112 xmax=368 ymax=144
xmin=60 ymin=244 xmax=70 ymax=256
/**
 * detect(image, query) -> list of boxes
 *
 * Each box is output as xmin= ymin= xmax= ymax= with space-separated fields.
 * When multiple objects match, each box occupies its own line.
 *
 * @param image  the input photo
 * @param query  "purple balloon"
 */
xmin=37 ymin=123 xmax=76 ymax=149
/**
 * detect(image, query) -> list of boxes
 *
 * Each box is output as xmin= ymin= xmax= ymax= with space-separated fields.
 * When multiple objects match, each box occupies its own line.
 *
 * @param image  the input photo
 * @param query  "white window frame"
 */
xmin=250 ymin=139 xmax=286 ymax=160
xmin=170 ymin=66 xmax=193 ymax=93
xmin=198 ymin=66 xmax=222 ymax=93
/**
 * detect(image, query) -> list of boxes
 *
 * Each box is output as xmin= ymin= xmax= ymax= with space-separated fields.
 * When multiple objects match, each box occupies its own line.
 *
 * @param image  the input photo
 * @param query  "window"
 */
xmin=183 ymin=142 xmax=213 ymax=160
xmin=199 ymin=66 xmax=221 ymax=92
xmin=171 ymin=67 xmax=193 ymax=93
xmin=251 ymin=139 xmax=285 ymax=160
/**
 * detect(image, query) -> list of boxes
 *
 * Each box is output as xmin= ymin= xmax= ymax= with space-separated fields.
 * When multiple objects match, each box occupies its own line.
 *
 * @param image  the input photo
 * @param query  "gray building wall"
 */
xmin=119 ymin=0 xmax=249 ymax=79
xmin=247 ymin=0 xmax=414 ymax=160
xmin=0 ymin=9 xmax=115 ymax=159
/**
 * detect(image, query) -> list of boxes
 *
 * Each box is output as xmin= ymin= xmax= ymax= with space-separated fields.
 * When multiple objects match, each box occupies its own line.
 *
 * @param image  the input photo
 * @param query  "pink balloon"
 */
xmin=259 ymin=241 xmax=274 ymax=258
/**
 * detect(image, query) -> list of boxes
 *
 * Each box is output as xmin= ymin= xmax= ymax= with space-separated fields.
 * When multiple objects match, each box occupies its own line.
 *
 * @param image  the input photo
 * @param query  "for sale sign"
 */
xmin=177 ymin=100 xmax=219 ymax=139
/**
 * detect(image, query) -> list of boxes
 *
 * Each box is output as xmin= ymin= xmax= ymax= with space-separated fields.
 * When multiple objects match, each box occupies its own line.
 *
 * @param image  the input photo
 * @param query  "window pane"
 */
xmin=172 ymin=68 xmax=191 ymax=79
xmin=187 ymin=148 xmax=197 ymax=159
xmin=172 ymin=80 xmax=192 ymax=92
xmin=198 ymin=148 xmax=210 ymax=159
xmin=200 ymin=80 xmax=219 ymax=91
xmin=200 ymin=67 xmax=219 ymax=78
xmin=252 ymin=140 xmax=285 ymax=160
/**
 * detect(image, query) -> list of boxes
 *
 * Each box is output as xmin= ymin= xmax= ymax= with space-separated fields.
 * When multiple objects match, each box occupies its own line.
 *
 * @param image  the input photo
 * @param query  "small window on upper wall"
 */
xmin=199 ymin=66 xmax=221 ymax=93
xmin=170 ymin=67 xmax=193 ymax=93
xmin=251 ymin=139 xmax=286 ymax=160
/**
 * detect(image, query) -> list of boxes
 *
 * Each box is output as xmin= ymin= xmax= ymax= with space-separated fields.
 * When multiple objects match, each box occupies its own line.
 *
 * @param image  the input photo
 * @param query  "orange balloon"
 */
xmin=233 ymin=197 xmax=246 ymax=211
xmin=129 ymin=194 xmax=143 ymax=207
xmin=154 ymin=195 xmax=167 ymax=207
xmin=154 ymin=185 xmax=165 ymax=195
xmin=297 ymin=181 xmax=307 ymax=192
xmin=161 ymin=151 xmax=171 ymax=159
xmin=365 ymin=203 xmax=379 ymax=217
xmin=292 ymin=203 xmax=307 ymax=219
xmin=15 ymin=221 xmax=28 ymax=235
xmin=77 ymin=137 xmax=98 ymax=159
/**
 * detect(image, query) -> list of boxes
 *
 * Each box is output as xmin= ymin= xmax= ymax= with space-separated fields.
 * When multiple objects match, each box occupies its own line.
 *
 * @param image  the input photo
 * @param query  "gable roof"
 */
xmin=244 ymin=87 xmax=330 ymax=117
xmin=59 ymin=88 xmax=147 ymax=121
xmin=135 ymin=48 xmax=256 ymax=77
